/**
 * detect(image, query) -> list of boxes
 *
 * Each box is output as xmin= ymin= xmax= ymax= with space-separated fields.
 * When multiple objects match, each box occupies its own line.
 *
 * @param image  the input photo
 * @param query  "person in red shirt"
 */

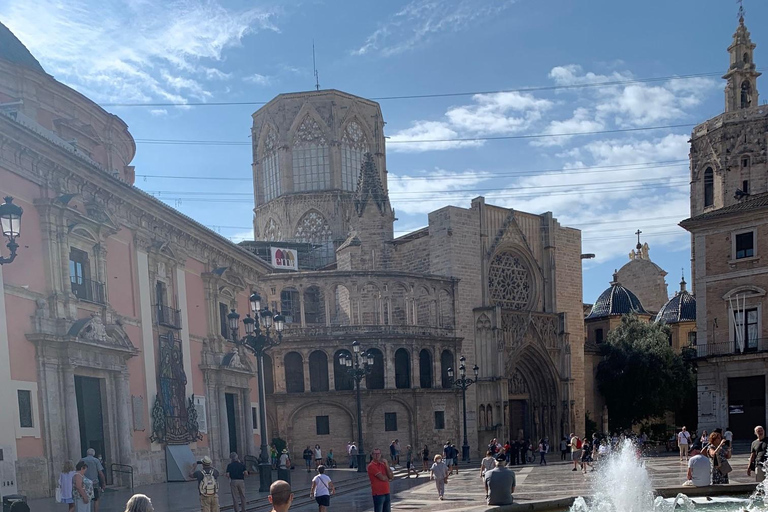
xmin=367 ymin=448 xmax=394 ymax=512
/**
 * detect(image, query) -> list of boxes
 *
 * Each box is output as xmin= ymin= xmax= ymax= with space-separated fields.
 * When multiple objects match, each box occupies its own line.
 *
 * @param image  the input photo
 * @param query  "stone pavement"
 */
xmin=29 ymin=450 xmax=760 ymax=512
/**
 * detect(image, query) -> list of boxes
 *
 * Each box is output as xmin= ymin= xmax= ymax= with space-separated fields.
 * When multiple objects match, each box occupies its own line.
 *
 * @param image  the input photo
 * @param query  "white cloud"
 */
xmin=388 ymin=168 xmax=491 ymax=214
xmin=0 ymin=0 xmax=279 ymax=103
xmin=149 ymin=109 xmax=168 ymax=117
xmin=243 ymin=73 xmax=274 ymax=86
xmin=354 ymin=0 xmax=517 ymax=57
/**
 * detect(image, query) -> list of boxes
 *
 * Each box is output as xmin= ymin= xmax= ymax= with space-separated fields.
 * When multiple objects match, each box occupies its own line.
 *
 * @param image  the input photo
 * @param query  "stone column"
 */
xmin=327 ymin=353 xmax=335 ymax=393
xmin=303 ymin=352 xmax=311 ymax=392
xmin=299 ymin=292 xmax=306 ymax=327
xmin=219 ymin=387 xmax=230 ymax=461
xmin=115 ymin=371 xmax=134 ymax=466
xmin=410 ymin=348 xmax=418 ymax=389
xmin=384 ymin=345 xmax=395 ymax=389
xmin=243 ymin=388 xmax=256 ymax=457
xmin=63 ymin=366 xmax=82 ymax=460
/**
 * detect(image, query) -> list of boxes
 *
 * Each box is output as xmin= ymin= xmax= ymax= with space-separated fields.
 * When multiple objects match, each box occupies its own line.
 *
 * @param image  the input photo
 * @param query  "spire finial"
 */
xmin=738 ymin=0 xmax=745 ymax=24
xmin=312 ymin=40 xmax=320 ymax=91
xmin=611 ymin=269 xmax=619 ymax=285
xmin=635 ymin=229 xmax=643 ymax=250
xmin=680 ymin=268 xmax=687 ymax=292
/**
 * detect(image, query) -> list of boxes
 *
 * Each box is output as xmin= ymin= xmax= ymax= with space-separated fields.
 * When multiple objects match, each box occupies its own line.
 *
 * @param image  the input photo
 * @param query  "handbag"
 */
xmin=717 ymin=455 xmax=733 ymax=474
xmin=55 ymin=485 xmax=62 ymax=503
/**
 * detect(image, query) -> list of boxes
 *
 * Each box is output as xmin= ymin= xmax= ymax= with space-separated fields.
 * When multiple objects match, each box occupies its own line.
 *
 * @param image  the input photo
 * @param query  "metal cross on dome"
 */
xmin=635 ymin=229 xmax=642 ymax=246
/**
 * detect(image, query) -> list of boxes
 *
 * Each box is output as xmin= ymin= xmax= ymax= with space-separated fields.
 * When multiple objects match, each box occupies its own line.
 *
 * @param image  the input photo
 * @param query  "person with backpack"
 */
xmin=569 ymin=433 xmax=582 ymax=471
xmin=189 ymin=456 xmax=220 ymax=512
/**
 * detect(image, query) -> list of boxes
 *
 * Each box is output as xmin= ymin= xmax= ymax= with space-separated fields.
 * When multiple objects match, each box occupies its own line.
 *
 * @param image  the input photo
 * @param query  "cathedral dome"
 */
xmin=654 ymin=278 xmax=696 ymax=324
xmin=586 ymin=272 xmax=649 ymax=320
xmin=0 ymin=22 xmax=45 ymax=74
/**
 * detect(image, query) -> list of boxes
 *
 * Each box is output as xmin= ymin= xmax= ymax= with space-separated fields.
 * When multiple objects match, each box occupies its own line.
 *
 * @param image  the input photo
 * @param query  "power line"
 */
xmin=99 ymin=71 xmax=726 ymax=108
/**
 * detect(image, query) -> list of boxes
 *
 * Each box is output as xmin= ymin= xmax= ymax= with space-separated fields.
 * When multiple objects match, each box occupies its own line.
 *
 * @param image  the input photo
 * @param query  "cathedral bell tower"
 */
xmin=724 ymin=9 xmax=761 ymax=112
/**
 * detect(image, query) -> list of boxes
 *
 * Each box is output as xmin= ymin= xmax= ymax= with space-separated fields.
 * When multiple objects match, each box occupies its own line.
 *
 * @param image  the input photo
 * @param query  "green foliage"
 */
xmin=596 ymin=315 xmax=696 ymax=431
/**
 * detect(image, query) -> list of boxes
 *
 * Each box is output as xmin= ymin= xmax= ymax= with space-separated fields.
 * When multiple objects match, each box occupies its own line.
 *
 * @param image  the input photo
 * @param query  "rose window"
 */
xmin=488 ymin=251 xmax=531 ymax=310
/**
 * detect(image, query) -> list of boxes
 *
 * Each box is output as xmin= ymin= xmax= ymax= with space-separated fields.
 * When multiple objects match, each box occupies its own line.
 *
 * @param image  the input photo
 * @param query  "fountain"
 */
xmin=567 ymin=440 xmax=765 ymax=512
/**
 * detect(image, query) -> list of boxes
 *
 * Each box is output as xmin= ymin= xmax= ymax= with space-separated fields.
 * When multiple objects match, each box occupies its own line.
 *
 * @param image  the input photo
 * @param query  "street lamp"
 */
xmin=340 ymin=340 xmax=374 ymax=472
xmin=0 ymin=197 xmax=23 ymax=265
xmin=229 ymin=292 xmax=285 ymax=492
xmin=448 ymin=355 xmax=479 ymax=463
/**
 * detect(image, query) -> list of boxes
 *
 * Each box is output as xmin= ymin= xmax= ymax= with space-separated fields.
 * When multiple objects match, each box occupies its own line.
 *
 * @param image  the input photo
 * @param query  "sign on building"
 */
xmin=193 ymin=396 xmax=207 ymax=434
xmin=270 ymin=247 xmax=298 ymax=270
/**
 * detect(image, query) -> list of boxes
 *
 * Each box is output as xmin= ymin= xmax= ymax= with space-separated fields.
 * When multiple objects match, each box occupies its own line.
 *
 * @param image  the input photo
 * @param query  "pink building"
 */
xmin=0 ymin=23 xmax=272 ymax=497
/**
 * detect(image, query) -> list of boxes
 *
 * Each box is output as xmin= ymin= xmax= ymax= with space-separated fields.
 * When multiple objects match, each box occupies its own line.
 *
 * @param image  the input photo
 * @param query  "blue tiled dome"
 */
xmin=0 ymin=22 xmax=45 ymax=74
xmin=655 ymin=278 xmax=696 ymax=324
xmin=586 ymin=272 xmax=649 ymax=320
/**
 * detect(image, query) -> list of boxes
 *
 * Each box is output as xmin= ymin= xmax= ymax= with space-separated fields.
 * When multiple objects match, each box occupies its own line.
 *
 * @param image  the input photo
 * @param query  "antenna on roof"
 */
xmin=312 ymin=40 xmax=320 ymax=91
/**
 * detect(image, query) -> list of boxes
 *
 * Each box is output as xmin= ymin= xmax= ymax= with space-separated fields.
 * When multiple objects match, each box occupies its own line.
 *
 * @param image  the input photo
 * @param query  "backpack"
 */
xmin=575 ymin=438 xmax=582 ymax=449
xmin=199 ymin=469 xmax=218 ymax=496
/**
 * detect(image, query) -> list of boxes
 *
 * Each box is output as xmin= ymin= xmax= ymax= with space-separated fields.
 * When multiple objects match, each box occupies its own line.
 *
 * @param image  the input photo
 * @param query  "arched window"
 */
xmin=486 ymin=404 xmax=493 ymax=427
xmin=479 ymin=405 xmax=486 ymax=429
xmin=263 ymin=218 xmax=283 ymax=242
xmin=394 ymin=348 xmax=411 ymax=389
xmin=331 ymin=285 xmax=351 ymax=326
xmin=741 ymin=81 xmax=752 ymax=108
xmin=416 ymin=287 xmax=435 ymax=327
xmin=441 ymin=350 xmax=454 ymax=389
xmin=292 ymin=115 xmax=330 ymax=192
xmin=304 ymin=286 xmax=325 ymax=325
xmin=341 ymin=120 xmax=369 ymax=191
xmin=333 ymin=349 xmax=354 ymax=391
xmin=391 ymin=285 xmax=408 ymax=326
xmin=365 ymin=348 xmax=385 ymax=390
xmin=439 ymin=290 xmax=453 ymax=328
xmin=261 ymin=127 xmax=280 ymax=203
xmin=263 ymin=353 xmax=274 ymax=395
xmin=294 ymin=210 xmax=334 ymax=268
xmin=704 ymin=167 xmax=714 ymax=208
xmin=360 ymin=283 xmax=381 ymax=325
xmin=281 ymin=288 xmax=300 ymax=325
xmin=284 ymin=352 xmax=304 ymax=393
xmin=489 ymin=251 xmax=532 ymax=310
xmin=419 ymin=349 xmax=433 ymax=388
xmin=309 ymin=350 xmax=329 ymax=392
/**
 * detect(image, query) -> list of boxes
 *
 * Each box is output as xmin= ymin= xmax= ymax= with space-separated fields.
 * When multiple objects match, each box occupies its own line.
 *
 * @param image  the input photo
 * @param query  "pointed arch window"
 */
xmin=263 ymin=218 xmax=283 ymax=242
xmin=394 ymin=348 xmax=411 ymax=389
xmin=261 ymin=128 xmax=281 ymax=203
xmin=292 ymin=115 xmax=330 ymax=192
xmin=741 ymin=81 xmax=752 ymax=109
xmin=294 ymin=210 xmax=334 ymax=267
xmin=419 ymin=349 xmax=433 ymax=388
xmin=309 ymin=350 xmax=329 ymax=392
xmin=341 ymin=120 xmax=369 ymax=192
xmin=704 ymin=167 xmax=714 ymax=208
xmin=284 ymin=352 xmax=305 ymax=393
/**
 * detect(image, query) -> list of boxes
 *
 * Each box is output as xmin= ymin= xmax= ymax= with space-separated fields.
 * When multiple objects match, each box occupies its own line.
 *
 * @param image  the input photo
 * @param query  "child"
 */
xmin=429 ymin=454 xmax=449 ymax=500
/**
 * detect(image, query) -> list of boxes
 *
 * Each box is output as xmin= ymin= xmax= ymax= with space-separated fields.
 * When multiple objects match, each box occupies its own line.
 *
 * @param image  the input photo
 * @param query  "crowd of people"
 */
xmin=682 ymin=424 xmax=767 ymax=487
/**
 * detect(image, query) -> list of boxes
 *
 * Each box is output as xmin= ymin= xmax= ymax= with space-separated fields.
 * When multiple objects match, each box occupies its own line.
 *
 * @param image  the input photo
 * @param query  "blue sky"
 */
xmin=1 ymin=0 xmax=765 ymax=303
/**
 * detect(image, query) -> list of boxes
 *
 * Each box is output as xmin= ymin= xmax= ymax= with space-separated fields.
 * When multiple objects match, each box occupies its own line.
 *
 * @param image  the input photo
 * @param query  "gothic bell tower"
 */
xmin=724 ymin=9 xmax=761 ymax=111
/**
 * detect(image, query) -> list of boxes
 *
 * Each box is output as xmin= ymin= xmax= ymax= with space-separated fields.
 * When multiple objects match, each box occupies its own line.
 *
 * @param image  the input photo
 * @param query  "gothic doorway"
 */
xmin=75 ymin=376 xmax=106 ymax=458
xmin=508 ymin=400 xmax=528 ymax=440
xmin=225 ymin=393 xmax=239 ymax=455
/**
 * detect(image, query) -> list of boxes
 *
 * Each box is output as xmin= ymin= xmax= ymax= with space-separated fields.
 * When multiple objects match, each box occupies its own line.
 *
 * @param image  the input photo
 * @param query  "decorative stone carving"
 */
xmin=83 ymin=315 xmax=108 ymax=342
xmin=343 ymin=121 xmax=367 ymax=149
xmin=294 ymin=115 xmax=327 ymax=147
xmin=489 ymin=251 xmax=531 ymax=310
xmin=263 ymin=218 xmax=283 ymax=242
xmin=508 ymin=370 xmax=528 ymax=395
xmin=294 ymin=211 xmax=332 ymax=243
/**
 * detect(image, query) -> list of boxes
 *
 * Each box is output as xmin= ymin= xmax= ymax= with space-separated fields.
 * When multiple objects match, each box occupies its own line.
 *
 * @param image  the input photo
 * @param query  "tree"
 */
xmin=595 ymin=314 xmax=696 ymax=430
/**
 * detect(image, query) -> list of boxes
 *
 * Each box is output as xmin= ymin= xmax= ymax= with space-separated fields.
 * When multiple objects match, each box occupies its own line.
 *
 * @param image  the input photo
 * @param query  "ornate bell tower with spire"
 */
xmin=724 ymin=4 xmax=761 ymax=112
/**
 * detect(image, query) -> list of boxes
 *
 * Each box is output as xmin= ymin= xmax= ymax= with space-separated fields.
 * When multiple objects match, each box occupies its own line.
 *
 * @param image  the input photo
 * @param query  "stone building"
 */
xmin=654 ymin=276 xmax=697 ymax=353
xmin=246 ymin=90 xmax=586 ymax=456
xmin=680 ymin=13 xmax=768 ymax=440
xmin=616 ymin=240 xmax=669 ymax=313
xmin=0 ymin=24 xmax=274 ymax=497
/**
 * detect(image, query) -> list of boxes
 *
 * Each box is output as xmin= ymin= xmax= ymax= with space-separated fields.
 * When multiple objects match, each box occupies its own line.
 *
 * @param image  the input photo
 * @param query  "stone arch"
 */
xmin=330 ymin=284 xmax=352 ymax=326
xmin=289 ymin=108 xmax=331 ymax=193
xmin=303 ymin=285 xmax=325 ymax=325
xmin=390 ymin=283 xmax=409 ymax=326
xmin=365 ymin=348 xmax=385 ymax=390
xmin=340 ymin=115 xmax=372 ymax=192
xmin=367 ymin=396 xmax=415 ymax=452
xmin=394 ymin=348 xmax=411 ymax=389
xmin=359 ymin=282 xmax=381 ymax=325
xmin=294 ymin=209 xmax=334 ymax=268
xmin=508 ymin=343 xmax=562 ymax=440
xmin=263 ymin=218 xmax=283 ymax=242
xmin=286 ymin=401 xmax=355 ymax=451
xmin=488 ymin=249 xmax=536 ymax=311
xmin=418 ymin=349 xmax=433 ymax=388
xmin=280 ymin=286 xmax=300 ymax=325
xmin=284 ymin=351 xmax=305 ymax=393
xmin=486 ymin=403 xmax=493 ymax=428
xmin=479 ymin=405 xmax=486 ymax=429
xmin=741 ymin=80 xmax=753 ymax=108
xmin=440 ymin=349 xmax=454 ymax=389
xmin=333 ymin=349 xmax=354 ymax=391
xmin=416 ymin=286 xmax=435 ymax=327
xmin=309 ymin=350 xmax=329 ymax=392
xmin=69 ymin=224 xmax=99 ymax=243
xmin=723 ymin=285 xmax=767 ymax=300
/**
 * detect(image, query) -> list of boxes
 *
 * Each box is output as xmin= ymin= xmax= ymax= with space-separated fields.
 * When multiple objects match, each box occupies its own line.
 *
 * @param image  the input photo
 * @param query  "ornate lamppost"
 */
xmin=339 ymin=340 xmax=374 ymax=472
xmin=0 ymin=197 xmax=23 ymax=265
xmin=448 ymin=356 xmax=478 ymax=463
xmin=228 ymin=293 xmax=284 ymax=492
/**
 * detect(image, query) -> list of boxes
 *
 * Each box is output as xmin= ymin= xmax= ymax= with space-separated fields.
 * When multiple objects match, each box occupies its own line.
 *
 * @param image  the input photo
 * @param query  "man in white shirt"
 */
xmin=678 ymin=427 xmax=691 ymax=461
xmin=724 ymin=427 xmax=733 ymax=446
xmin=687 ymin=449 xmax=711 ymax=487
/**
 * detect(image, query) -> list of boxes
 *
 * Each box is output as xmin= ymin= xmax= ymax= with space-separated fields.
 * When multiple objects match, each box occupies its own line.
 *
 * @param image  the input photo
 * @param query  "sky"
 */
xmin=1 ymin=0 xmax=764 ymax=303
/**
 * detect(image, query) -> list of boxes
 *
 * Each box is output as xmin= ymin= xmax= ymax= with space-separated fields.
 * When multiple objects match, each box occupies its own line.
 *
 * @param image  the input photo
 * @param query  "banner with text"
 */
xmin=270 ymin=247 xmax=298 ymax=270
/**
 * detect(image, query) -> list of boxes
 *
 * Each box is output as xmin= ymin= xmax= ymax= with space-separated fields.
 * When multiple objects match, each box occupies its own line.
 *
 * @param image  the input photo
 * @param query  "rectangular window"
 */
xmin=384 ymin=412 xmax=398 ymax=432
xmin=316 ymin=415 xmax=330 ymax=435
xmin=219 ymin=302 xmax=230 ymax=339
xmin=434 ymin=411 xmax=445 ymax=430
xmin=156 ymin=281 xmax=168 ymax=306
xmin=735 ymin=232 xmax=755 ymax=259
xmin=743 ymin=180 xmax=750 ymax=194
xmin=252 ymin=406 xmax=259 ymax=430
xmin=69 ymin=248 xmax=91 ymax=300
xmin=688 ymin=331 xmax=697 ymax=346
xmin=17 ymin=390 xmax=33 ymax=428
xmin=734 ymin=308 xmax=758 ymax=351
xmin=262 ymin=152 xmax=281 ymax=203
xmin=595 ymin=328 xmax=604 ymax=344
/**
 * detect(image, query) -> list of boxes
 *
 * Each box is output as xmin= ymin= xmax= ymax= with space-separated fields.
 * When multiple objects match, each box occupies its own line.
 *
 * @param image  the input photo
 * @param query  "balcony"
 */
xmin=70 ymin=277 xmax=106 ymax=305
xmin=281 ymin=323 xmax=457 ymax=340
xmin=690 ymin=338 xmax=768 ymax=358
xmin=155 ymin=304 xmax=182 ymax=330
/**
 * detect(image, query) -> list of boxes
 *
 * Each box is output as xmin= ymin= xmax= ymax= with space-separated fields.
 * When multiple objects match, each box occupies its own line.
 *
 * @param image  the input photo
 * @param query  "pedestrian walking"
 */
xmin=389 ymin=440 xmax=397 ymax=466
xmin=123 ymin=494 xmax=154 ymax=512
xmin=310 ymin=466 xmax=335 ymax=512
xmin=303 ymin=446 xmax=313 ymax=472
xmin=189 ymin=456 xmax=220 ymax=512
xmin=480 ymin=451 xmax=495 ymax=479
xmin=678 ymin=426 xmax=691 ymax=461
xmin=405 ymin=445 xmax=418 ymax=477
xmin=429 ymin=454 xmax=449 ymax=500
xmin=421 ymin=445 xmax=430 ymax=471
xmin=394 ymin=439 xmax=401 ymax=466
xmin=581 ymin=438 xmax=593 ymax=474
xmin=349 ymin=443 xmax=358 ymax=468
xmin=314 ymin=445 xmax=323 ymax=468
xmin=271 ymin=445 xmax=279 ymax=469
xmin=226 ymin=452 xmax=248 ymax=512
xmin=484 ymin=454 xmax=515 ymax=506
xmin=706 ymin=431 xmax=731 ymax=484
xmin=367 ymin=448 xmax=394 ymax=512
xmin=559 ymin=437 xmax=568 ymax=461
xmin=278 ymin=450 xmax=292 ymax=484
xmin=58 ymin=460 xmax=76 ymax=512
xmin=748 ymin=425 xmax=767 ymax=482
xmin=569 ymin=433 xmax=581 ymax=471
xmin=326 ymin=449 xmax=335 ymax=468
xmin=503 ymin=441 xmax=511 ymax=464
xmin=268 ymin=480 xmax=293 ymax=512
xmin=724 ymin=426 xmax=733 ymax=447
xmin=538 ymin=439 xmax=547 ymax=465
xmin=72 ymin=461 xmax=93 ymax=512
xmin=511 ymin=440 xmax=520 ymax=465
xmin=450 ymin=443 xmax=460 ymax=474
xmin=78 ymin=449 xmax=105 ymax=512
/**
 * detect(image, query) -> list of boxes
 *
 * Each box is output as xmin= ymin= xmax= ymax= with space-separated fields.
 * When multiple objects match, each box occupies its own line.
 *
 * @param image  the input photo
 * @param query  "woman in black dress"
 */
xmin=422 ymin=445 xmax=430 ymax=471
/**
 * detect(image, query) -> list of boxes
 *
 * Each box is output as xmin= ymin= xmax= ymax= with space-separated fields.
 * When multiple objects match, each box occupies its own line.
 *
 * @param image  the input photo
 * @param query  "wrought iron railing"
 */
xmin=690 ymin=338 xmax=768 ymax=358
xmin=70 ymin=277 xmax=106 ymax=304
xmin=155 ymin=304 xmax=182 ymax=329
